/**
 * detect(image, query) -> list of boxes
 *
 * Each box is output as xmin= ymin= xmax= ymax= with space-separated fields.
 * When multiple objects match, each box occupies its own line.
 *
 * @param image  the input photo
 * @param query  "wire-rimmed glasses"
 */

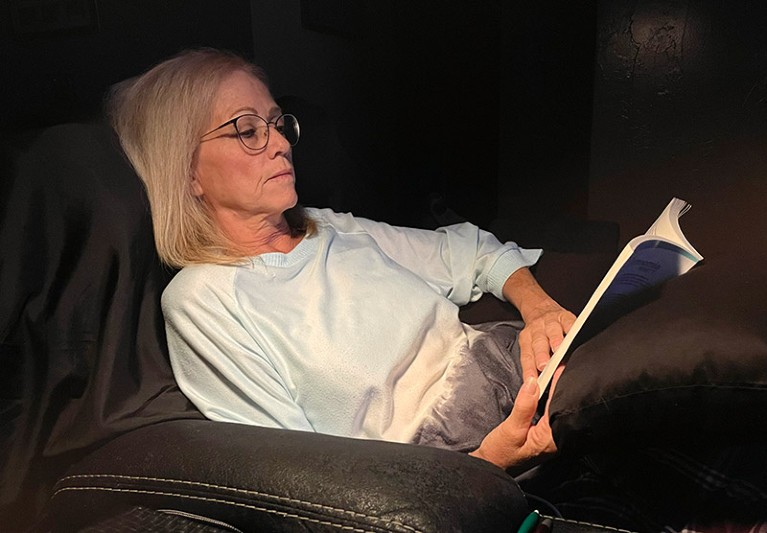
xmin=201 ymin=113 xmax=300 ymax=151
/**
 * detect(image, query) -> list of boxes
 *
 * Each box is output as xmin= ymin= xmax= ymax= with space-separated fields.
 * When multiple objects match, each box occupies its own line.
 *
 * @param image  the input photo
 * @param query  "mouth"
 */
xmin=268 ymin=169 xmax=294 ymax=181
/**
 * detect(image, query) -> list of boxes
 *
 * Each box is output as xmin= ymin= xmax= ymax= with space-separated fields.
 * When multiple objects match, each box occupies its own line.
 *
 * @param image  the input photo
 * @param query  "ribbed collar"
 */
xmin=246 ymin=230 xmax=321 ymax=269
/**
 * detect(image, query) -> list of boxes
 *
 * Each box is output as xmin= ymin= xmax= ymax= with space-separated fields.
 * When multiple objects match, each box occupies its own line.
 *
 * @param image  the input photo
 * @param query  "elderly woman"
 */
xmin=109 ymin=48 xmax=575 ymax=473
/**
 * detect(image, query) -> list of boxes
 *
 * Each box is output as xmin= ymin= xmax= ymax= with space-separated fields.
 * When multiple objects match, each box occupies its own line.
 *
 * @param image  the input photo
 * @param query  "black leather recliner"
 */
xmin=0 ymin=122 xmax=538 ymax=532
xmin=1 ymin=120 xmax=624 ymax=532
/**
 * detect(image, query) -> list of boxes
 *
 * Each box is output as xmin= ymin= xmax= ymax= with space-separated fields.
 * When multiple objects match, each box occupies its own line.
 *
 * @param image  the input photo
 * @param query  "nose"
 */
xmin=268 ymin=124 xmax=291 ymax=156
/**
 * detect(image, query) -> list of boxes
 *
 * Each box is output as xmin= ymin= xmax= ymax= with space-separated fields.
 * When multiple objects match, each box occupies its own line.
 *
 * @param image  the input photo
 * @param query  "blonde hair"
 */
xmin=108 ymin=48 xmax=312 ymax=268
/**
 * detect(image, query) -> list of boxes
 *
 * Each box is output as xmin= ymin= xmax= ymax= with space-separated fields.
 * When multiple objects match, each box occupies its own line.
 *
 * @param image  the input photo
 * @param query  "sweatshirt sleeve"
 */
xmin=311 ymin=209 xmax=542 ymax=306
xmin=161 ymin=267 xmax=314 ymax=432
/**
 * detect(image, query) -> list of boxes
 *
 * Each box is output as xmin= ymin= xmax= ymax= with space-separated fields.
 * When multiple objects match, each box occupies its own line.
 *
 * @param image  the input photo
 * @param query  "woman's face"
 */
xmin=192 ymin=70 xmax=297 ymax=225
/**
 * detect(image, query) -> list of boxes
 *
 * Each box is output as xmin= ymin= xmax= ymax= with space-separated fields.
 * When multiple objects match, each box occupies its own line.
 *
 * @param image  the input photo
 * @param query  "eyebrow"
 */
xmin=227 ymin=106 xmax=283 ymax=120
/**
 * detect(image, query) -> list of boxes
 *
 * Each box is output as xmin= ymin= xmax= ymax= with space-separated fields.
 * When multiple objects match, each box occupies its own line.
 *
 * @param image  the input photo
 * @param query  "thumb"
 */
xmin=470 ymin=377 xmax=546 ymax=470
xmin=505 ymin=377 xmax=540 ymax=439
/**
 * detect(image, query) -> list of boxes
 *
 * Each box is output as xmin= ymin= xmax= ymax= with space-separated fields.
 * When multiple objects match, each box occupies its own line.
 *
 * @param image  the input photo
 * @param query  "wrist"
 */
xmin=469 ymin=442 xmax=508 ymax=470
xmin=502 ymin=268 xmax=551 ymax=319
xmin=468 ymin=421 xmax=519 ymax=470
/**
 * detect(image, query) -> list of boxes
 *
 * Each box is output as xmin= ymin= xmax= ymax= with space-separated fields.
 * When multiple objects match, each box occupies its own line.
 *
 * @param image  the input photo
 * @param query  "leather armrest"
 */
xmin=46 ymin=419 xmax=528 ymax=532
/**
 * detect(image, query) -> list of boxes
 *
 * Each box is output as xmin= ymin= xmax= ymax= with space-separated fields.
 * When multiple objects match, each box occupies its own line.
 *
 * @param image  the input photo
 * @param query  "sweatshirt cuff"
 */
xmin=486 ymin=246 xmax=543 ymax=301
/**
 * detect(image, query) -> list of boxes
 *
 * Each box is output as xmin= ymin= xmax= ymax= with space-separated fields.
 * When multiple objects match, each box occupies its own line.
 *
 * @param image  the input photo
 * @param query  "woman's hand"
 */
xmin=502 ymin=268 xmax=576 ymax=380
xmin=469 ymin=369 xmax=562 ymax=473
xmin=518 ymin=295 xmax=576 ymax=380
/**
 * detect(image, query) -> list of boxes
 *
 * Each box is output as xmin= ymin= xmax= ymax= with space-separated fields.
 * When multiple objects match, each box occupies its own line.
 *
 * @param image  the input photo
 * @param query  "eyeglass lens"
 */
xmin=235 ymin=114 xmax=299 ymax=150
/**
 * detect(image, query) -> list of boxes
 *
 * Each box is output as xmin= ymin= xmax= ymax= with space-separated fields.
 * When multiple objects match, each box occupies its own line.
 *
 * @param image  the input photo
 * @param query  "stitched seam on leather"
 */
xmin=54 ymin=476 xmax=422 ymax=533
xmin=56 ymin=473 xmax=410 ymax=525
xmin=542 ymin=515 xmax=637 ymax=533
xmin=54 ymin=487 xmax=416 ymax=533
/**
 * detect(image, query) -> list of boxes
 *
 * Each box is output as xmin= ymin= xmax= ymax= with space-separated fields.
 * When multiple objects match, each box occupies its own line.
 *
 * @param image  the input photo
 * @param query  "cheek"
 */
xmin=194 ymin=147 xmax=233 ymax=184
xmin=195 ymin=149 xmax=272 ymax=196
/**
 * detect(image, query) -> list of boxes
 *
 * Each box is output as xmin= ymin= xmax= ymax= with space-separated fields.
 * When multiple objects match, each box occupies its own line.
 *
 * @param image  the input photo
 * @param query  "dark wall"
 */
xmin=497 ymin=3 xmax=598 ymax=223
xmin=255 ymin=1 xmax=507 ymax=228
xmin=253 ymin=1 xmax=598 ymax=231
xmin=2 ymin=1 xmax=600 ymax=233
xmin=357 ymin=1 xmax=504 ymax=227
xmin=588 ymin=0 xmax=767 ymax=246
xmin=0 ymin=0 xmax=253 ymax=131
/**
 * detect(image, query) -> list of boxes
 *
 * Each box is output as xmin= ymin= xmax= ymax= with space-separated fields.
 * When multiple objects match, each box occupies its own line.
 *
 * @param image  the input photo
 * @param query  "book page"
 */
xmin=645 ymin=197 xmax=703 ymax=261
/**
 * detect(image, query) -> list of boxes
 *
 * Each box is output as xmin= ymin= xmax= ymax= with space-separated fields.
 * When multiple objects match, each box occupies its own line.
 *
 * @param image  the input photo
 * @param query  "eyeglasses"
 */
xmin=201 ymin=113 xmax=300 ymax=151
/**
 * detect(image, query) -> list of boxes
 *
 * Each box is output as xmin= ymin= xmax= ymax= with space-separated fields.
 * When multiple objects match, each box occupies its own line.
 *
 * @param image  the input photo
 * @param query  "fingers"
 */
xmin=469 ymin=377 xmax=538 ymax=468
xmin=544 ymin=315 xmax=566 ymax=351
xmin=560 ymin=310 xmax=577 ymax=334
xmin=532 ymin=333 xmax=554 ymax=372
xmin=520 ymin=310 xmax=574 ymax=375
xmin=502 ymin=376 xmax=557 ymax=467
xmin=505 ymin=377 xmax=539 ymax=442
xmin=518 ymin=329 xmax=537 ymax=380
xmin=470 ymin=377 xmax=558 ymax=471
xmin=519 ymin=322 xmax=552 ymax=378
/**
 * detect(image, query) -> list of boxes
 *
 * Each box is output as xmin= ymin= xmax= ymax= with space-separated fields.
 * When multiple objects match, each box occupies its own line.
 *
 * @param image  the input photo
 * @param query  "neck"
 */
xmin=215 ymin=211 xmax=302 ymax=255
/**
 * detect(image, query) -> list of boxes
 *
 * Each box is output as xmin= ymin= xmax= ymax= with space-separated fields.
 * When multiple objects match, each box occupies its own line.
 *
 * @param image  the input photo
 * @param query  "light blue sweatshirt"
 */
xmin=163 ymin=208 xmax=541 ymax=444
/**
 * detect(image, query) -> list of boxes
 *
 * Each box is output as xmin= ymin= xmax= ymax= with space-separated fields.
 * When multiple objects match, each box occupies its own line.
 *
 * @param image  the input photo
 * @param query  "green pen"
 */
xmin=517 ymin=510 xmax=540 ymax=533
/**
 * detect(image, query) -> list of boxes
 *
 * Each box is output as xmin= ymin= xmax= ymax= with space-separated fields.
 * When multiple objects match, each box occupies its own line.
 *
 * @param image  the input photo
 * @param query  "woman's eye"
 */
xmin=239 ymin=128 xmax=257 ymax=138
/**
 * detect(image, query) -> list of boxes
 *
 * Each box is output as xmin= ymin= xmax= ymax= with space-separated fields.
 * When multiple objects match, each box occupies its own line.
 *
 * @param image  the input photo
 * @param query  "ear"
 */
xmin=190 ymin=171 xmax=205 ymax=197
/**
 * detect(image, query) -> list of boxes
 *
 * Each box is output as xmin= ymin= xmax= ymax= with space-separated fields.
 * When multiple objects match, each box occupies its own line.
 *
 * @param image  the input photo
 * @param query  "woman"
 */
xmin=109 ymin=48 xmax=575 ymax=473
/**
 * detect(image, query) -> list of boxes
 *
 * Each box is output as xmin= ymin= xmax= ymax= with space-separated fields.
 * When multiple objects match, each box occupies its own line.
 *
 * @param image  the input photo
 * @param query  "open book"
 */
xmin=537 ymin=197 xmax=704 ymax=399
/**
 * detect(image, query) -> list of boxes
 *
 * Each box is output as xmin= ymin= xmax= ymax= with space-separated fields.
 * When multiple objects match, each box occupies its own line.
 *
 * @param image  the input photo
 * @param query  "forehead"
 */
xmin=211 ymin=70 xmax=276 ymax=121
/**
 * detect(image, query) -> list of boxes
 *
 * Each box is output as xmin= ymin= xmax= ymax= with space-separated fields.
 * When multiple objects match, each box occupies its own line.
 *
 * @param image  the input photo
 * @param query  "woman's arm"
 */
xmin=313 ymin=209 xmax=542 ymax=306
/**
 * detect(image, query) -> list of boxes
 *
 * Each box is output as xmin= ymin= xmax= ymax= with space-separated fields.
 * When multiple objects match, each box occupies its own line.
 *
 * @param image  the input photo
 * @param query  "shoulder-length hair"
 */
xmin=108 ymin=48 xmax=312 ymax=268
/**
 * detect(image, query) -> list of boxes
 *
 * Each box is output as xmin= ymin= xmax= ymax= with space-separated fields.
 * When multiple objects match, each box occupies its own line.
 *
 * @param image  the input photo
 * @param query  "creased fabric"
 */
xmin=163 ymin=208 xmax=539 ymax=444
xmin=0 ymin=123 xmax=202 ymax=530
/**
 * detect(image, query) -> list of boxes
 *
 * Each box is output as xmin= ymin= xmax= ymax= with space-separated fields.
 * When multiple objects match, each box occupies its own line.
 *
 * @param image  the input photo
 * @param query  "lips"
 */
xmin=268 ymin=168 xmax=294 ymax=181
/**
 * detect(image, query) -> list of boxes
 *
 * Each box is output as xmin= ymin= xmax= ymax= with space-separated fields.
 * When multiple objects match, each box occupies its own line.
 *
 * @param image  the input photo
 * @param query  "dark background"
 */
xmin=2 ymin=0 xmax=767 ymax=249
xmin=0 ymin=0 xmax=596 ymax=236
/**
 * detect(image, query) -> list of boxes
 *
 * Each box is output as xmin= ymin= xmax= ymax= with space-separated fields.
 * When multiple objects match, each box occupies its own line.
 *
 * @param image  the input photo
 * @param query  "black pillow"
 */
xmin=548 ymin=250 xmax=767 ymax=455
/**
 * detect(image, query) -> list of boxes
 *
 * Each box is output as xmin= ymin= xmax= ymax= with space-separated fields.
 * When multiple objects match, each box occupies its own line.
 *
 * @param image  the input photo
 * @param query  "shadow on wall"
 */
xmin=0 ymin=0 xmax=254 ymax=132
xmin=588 ymin=0 xmax=767 ymax=244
